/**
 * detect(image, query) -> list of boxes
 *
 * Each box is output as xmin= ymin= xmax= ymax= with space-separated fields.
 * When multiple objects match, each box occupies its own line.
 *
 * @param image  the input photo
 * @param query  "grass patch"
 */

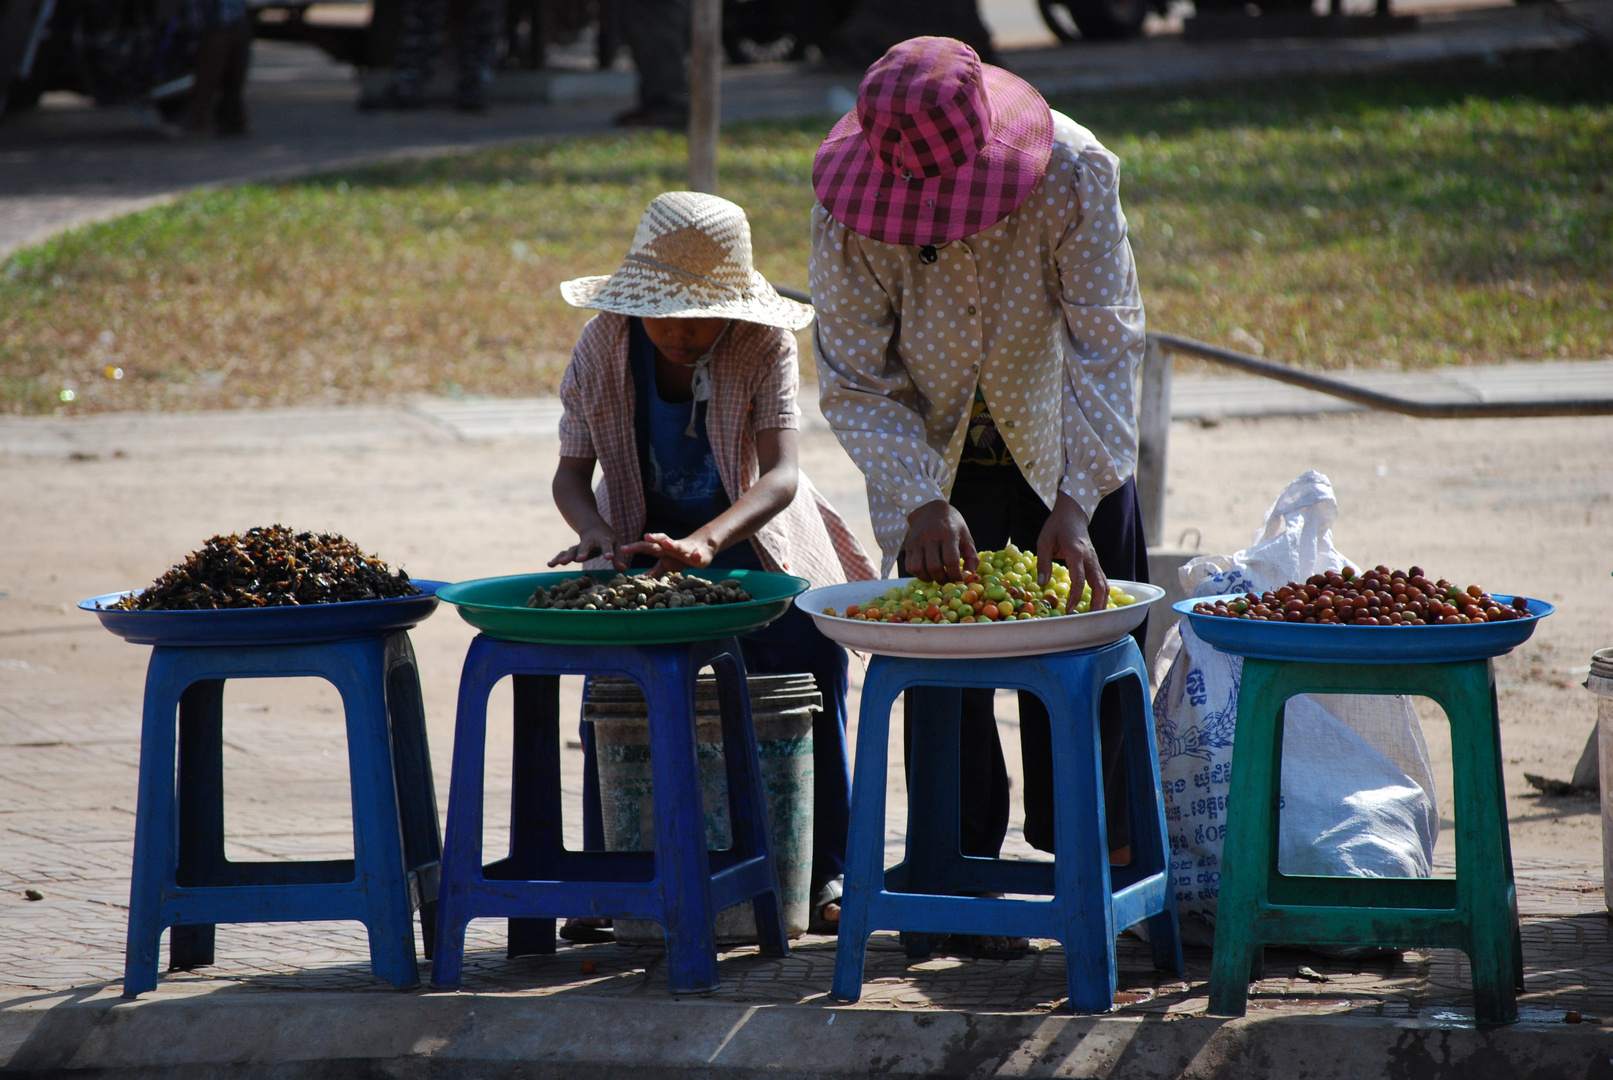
xmin=2 ymin=48 xmax=1609 ymax=414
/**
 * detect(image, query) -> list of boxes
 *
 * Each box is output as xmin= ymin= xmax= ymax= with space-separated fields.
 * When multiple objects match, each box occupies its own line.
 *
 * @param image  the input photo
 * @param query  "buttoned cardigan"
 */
xmin=558 ymin=312 xmax=877 ymax=586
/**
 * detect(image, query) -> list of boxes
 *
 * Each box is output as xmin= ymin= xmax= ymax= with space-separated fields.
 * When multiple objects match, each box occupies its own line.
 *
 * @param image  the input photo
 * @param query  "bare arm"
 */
xmin=549 ymin=455 xmax=625 ymax=570
xmin=620 ymin=427 xmax=800 ymax=573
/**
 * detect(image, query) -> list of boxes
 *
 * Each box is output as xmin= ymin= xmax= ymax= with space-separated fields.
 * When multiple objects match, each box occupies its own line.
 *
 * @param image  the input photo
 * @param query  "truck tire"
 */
xmin=1038 ymin=0 xmax=1147 ymax=41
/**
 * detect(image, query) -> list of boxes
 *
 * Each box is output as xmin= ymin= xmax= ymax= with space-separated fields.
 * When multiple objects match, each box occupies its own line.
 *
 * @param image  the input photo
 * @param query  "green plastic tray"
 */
xmin=436 ymin=568 xmax=810 ymax=645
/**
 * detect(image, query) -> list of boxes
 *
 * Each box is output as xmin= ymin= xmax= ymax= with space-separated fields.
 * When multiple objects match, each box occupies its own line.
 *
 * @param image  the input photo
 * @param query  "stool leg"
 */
xmin=507 ymin=673 xmax=559 ymax=958
xmin=125 ymin=653 xmax=186 ymax=997
xmin=711 ymin=647 xmax=788 ymax=958
xmin=433 ymin=639 xmax=498 ymax=990
xmin=1114 ymin=669 xmax=1184 ymax=974
xmin=171 ymin=678 xmax=226 ymax=971
xmin=1208 ymin=658 xmax=1284 ymax=1018
xmin=1045 ymin=662 xmax=1117 ymax=1013
xmin=1485 ymin=673 xmax=1526 ymax=996
xmin=384 ymin=636 xmax=442 ymax=963
xmin=1448 ymin=661 xmax=1518 ymax=1025
xmin=644 ymin=650 xmax=720 ymax=993
xmin=832 ymin=658 xmax=897 ymax=1002
xmin=340 ymin=641 xmax=419 ymax=989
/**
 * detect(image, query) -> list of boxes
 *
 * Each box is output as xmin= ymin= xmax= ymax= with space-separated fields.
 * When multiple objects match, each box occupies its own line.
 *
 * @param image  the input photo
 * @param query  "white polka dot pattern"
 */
xmin=808 ymin=128 xmax=1145 ymax=574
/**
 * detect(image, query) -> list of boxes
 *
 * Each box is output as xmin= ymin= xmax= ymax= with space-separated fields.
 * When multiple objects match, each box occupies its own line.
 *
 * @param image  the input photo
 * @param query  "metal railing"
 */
xmin=1136 ymin=332 xmax=1613 ymax=542
xmin=775 ymin=280 xmax=1613 ymax=544
xmin=1150 ymin=332 xmax=1613 ymax=420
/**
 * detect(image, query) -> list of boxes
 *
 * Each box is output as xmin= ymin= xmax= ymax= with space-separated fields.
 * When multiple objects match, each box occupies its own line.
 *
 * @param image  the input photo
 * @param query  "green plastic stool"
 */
xmin=1207 ymin=657 xmax=1524 ymax=1024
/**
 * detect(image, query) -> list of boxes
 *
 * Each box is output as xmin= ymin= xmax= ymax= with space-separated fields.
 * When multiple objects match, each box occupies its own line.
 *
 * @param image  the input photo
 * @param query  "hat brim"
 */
xmin=812 ymin=64 xmax=1053 ymax=247
xmin=560 ymin=265 xmax=815 ymax=333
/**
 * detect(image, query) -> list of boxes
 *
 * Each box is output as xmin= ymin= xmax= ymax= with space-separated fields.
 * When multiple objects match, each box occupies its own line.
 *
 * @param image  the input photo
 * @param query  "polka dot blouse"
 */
xmin=809 ymin=118 xmax=1145 ymax=574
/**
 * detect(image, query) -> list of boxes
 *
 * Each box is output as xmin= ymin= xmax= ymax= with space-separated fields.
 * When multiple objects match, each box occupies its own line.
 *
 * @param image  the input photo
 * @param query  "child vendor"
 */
xmin=550 ymin=190 xmax=877 ymax=934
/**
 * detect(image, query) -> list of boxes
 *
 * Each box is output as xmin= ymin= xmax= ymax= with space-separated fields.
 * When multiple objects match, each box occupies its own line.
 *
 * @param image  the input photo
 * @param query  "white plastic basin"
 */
xmin=795 ymin=578 xmax=1164 ymax=659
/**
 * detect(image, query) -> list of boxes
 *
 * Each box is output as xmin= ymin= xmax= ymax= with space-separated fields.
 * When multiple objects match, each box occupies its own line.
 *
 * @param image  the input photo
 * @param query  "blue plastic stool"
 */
xmin=832 ymin=636 xmax=1184 ymax=1013
xmin=124 ymin=632 xmax=442 ymax=996
xmin=431 ymin=634 xmax=788 ymax=994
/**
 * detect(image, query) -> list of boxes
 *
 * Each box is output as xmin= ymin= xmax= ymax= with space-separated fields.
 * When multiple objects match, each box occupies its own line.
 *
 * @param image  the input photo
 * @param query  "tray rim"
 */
xmin=79 ymin=579 xmax=447 ymax=647
xmin=1173 ymin=591 xmax=1552 ymax=663
xmin=436 ymin=568 xmax=810 ymax=645
xmin=796 ymin=577 xmax=1164 ymax=659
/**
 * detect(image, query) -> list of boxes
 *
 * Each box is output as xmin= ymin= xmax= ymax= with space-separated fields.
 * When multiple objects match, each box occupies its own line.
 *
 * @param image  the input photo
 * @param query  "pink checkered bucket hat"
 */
xmin=812 ymin=36 xmax=1053 ymax=248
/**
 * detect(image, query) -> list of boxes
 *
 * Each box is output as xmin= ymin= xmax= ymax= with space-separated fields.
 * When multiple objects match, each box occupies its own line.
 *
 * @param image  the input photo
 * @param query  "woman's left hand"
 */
xmin=1036 ymin=493 xmax=1108 ymax=615
xmin=618 ymin=532 xmax=719 ymax=575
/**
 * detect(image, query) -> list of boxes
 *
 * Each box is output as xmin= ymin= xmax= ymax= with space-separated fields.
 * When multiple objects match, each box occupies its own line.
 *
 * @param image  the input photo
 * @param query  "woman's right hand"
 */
xmin=549 ymin=526 xmax=625 ymax=570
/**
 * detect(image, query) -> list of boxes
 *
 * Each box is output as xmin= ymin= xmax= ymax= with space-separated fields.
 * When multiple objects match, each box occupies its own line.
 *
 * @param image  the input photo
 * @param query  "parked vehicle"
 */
xmin=1 ymin=0 xmax=198 ymax=115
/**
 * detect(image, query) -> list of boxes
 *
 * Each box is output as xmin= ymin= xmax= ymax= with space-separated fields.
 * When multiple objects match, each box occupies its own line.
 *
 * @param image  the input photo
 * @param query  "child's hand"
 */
xmin=549 ymin=526 xmax=625 ymax=570
xmin=619 ymin=532 xmax=718 ymax=576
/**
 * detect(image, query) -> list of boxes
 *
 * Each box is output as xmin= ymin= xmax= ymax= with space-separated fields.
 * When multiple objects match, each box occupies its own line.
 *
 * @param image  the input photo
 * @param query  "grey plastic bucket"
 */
xmin=586 ymin=672 xmax=819 ymax=943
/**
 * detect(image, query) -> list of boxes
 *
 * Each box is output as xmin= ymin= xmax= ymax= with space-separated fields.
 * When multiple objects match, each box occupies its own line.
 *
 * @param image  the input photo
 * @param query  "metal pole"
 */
xmin=1136 ymin=334 xmax=1173 ymax=547
xmin=688 ymin=0 xmax=721 ymax=194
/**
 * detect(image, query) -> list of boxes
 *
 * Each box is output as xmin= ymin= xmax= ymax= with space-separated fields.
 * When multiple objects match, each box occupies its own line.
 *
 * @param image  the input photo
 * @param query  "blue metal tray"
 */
xmin=1174 ymin=593 xmax=1552 ymax=664
xmin=80 ymin=580 xmax=447 ymax=647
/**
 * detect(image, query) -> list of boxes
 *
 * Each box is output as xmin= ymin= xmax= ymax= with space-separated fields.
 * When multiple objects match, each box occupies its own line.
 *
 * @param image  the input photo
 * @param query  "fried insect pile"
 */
xmin=108 ymin=525 xmax=420 ymax=610
xmin=527 ymin=573 xmax=751 ymax=611
xmin=1191 ymin=565 xmax=1531 ymax=625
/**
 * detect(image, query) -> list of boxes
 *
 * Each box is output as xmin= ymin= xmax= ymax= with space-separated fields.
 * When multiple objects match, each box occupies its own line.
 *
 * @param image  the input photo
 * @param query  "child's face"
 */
xmin=641 ymin=316 xmax=730 ymax=366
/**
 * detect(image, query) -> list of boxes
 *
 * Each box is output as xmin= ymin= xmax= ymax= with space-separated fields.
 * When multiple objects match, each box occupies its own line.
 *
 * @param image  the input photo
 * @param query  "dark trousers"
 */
xmin=183 ymin=24 xmax=251 ymax=135
xmin=899 ymin=463 xmax=1149 ymax=859
xmin=580 ymin=604 xmax=852 ymax=893
xmin=389 ymin=0 xmax=504 ymax=99
xmin=618 ymin=0 xmax=689 ymax=110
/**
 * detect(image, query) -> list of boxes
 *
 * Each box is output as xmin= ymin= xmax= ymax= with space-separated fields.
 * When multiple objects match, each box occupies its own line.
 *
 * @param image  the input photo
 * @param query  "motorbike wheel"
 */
xmin=1038 ymin=0 xmax=1148 ymax=41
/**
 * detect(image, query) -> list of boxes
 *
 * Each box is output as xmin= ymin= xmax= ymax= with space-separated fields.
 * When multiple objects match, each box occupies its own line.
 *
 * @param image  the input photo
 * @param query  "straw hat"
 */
xmin=560 ymin=191 xmax=815 ymax=332
xmin=813 ymin=36 xmax=1053 ymax=248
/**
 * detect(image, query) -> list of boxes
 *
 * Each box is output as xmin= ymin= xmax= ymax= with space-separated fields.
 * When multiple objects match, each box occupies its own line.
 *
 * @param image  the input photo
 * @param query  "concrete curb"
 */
xmin=1 ymin=992 xmax=1605 ymax=1079
xmin=4 ymin=360 xmax=1607 ymax=459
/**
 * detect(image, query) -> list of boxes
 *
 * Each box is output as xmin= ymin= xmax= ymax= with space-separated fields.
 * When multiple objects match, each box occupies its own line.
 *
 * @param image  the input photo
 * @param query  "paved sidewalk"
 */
xmin=3 ymin=657 xmax=1612 ymax=1074
xmin=3 ymin=0 xmax=1607 ymax=258
xmin=2 ymin=403 xmax=1612 ymax=1076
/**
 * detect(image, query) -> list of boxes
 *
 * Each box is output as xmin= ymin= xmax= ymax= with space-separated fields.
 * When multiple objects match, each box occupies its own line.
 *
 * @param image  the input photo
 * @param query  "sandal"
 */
xmin=809 ymin=877 xmax=843 ymax=935
xmin=936 ymin=934 xmax=1031 ymax=961
xmin=559 ymin=918 xmax=614 ymax=944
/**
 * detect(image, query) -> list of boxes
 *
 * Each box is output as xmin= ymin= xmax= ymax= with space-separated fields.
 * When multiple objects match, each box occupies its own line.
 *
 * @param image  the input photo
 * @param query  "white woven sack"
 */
xmin=1151 ymin=471 xmax=1438 ymax=947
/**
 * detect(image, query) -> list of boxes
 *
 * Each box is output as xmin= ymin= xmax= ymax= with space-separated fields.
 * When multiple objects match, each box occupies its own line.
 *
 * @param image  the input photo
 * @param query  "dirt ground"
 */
xmin=1 ymin=407 xmax=1608 ymax=875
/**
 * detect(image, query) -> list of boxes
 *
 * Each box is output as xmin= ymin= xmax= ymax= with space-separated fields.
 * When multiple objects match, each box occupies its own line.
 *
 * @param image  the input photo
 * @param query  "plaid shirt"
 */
xmin=810 ymin=121 xmax=1145 ymax=574
xmin=558 ymin=313 xmax=876 ymax=586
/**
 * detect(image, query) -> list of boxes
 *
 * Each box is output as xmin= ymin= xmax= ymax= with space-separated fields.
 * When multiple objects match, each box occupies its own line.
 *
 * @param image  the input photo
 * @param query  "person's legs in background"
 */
xmin=452 ymin=0 xmax=504 ymax=111
xmin=614 ymin=0 xmax=689 ymax=127
xmin=180 ymin=0 xmax=250 ymax=136
xmin=365 ymin=0 xmax=447 ymax=107
xmin=181 ymin=27 xmax=228 ymax=135
xmin=214 ymin=21 xmax=252 ymax=134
